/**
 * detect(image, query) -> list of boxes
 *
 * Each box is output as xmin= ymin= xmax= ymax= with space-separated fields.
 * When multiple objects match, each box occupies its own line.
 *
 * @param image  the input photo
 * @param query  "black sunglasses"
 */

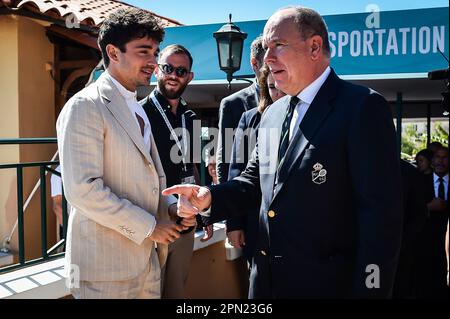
xmin=158 ymin=63 xmax=190 ymax=78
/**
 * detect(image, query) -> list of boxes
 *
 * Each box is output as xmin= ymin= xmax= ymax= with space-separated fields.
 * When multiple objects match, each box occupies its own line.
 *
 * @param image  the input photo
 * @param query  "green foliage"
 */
xmin=401 ymin=121 xmax=449 ymax=160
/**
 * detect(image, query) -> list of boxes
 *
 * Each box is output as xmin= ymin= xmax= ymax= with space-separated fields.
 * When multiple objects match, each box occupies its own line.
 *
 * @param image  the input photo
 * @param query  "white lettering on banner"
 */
xmin=419 ymin=26 xmax=431 ymax=54
xmin=350 ymin=31 xmax=361 ymax=57
xmin=399 ymin=28 xmax=410 ymax=54
xmin=363 ymin=30 xmax=375 ymax=56
xmin=433 ymin=26 xmax=446 ymax=53
xmin=328 ymin=25 xmax=446 ymax=58
xmin=329 ymin=32 xmax=336 ymax=57
xmin=386 ymin=29 xmax=399 ymax=55
xmin=338 ymin=31 xmax=349 ymax=57
xmin=375 ymin=29 xmax=386 ymax=55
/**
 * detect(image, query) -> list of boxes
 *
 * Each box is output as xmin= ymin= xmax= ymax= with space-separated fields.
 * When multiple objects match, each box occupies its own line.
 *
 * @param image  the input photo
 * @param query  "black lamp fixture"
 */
xmin=213 ymin=14 xmax=248 ymax=89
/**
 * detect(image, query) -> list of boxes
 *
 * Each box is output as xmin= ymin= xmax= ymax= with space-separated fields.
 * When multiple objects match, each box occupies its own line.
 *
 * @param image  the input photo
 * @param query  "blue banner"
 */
xmin=162 ymin=7 xmax=448 ymax=81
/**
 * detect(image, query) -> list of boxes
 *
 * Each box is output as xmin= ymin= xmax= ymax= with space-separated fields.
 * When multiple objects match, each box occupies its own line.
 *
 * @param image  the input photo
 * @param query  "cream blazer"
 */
xmin=57 ymin=73 xmax=176 ymax=282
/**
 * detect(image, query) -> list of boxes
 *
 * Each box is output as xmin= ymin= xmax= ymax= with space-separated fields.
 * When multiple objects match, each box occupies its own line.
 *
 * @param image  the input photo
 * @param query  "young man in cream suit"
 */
xmin=56 ymin=8 xmax=195 ymax=299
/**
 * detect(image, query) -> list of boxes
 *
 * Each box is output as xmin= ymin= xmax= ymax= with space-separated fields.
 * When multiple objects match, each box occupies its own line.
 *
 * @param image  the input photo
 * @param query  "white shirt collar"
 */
xmin=296 ymin=66 xmax=331 ymax=105
xmin=104 ymin=70 xmax=137 ymax=101
xmin=103 ymin=71 xmax=151 ymax=153
xmin=434 ymin=173 xmax=449 ymax=184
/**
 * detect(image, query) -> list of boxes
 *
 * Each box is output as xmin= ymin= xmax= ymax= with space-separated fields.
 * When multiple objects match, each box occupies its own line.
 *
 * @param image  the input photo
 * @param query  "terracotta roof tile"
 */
xmin=1 ymin=0 xmax=182 ymax=27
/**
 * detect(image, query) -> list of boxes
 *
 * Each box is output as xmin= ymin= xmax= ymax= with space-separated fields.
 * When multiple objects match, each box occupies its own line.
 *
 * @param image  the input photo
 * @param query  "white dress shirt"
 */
xmin=105 ymin=71 xmax=152 ymax=153
xmin=289 ymin=66 xmax=331 ymax=140
xmin=105 ymin=71 xmax=156 ymax=237
xmin=433 ymin=173 xmax=449 ymax=200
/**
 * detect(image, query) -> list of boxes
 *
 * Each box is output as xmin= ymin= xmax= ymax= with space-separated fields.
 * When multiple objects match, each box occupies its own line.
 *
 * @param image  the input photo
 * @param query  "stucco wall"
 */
xmin=0 ymin=15 xmax=57 ymax=262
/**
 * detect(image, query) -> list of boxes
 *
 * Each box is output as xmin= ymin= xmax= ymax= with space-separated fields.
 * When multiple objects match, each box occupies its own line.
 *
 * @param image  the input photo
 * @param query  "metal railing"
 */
xmin=0 ymin=138 xmax=68 ymax=274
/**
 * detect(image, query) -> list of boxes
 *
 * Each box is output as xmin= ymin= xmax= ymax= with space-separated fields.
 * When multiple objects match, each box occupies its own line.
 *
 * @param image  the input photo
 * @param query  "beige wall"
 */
xmin=185 ymin=241 xmax=249 ymax=298
xmin=0 ymin=16 xmax=21 ymax=255
xmin=0 ymin=15 xmax=57 ymax=262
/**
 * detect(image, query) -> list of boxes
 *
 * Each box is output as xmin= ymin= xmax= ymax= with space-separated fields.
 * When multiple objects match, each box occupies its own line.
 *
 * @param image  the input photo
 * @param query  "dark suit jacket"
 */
xmin=414 ymin=172 xmax=449 ymax=299
xmin=205 ymin=69 xmax=403 ymax=298
xmin=226 ymin=108 xmax=261 ymax=262
xmin=216 ymin=83 xmax=258 ymax=184
xmin=393 ymin=160 xmax=428 ymax=298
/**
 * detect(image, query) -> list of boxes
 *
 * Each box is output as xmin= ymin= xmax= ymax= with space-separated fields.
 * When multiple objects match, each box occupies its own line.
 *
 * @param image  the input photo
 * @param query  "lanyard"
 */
xmin=150 ymin=91 xmax=188 ymax=168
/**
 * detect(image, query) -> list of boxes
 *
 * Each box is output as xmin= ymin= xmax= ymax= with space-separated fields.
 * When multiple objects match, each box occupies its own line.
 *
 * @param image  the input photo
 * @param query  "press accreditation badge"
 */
xmin=180 ymin=167 xmax=195 ymax=185
xmin=181 ymin=175 xmax=195 ymax=184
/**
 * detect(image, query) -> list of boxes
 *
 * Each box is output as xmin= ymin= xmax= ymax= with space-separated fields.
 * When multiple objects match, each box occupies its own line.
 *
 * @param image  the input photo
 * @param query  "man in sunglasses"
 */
xmin=140 ymin=44 xmax=213 ymax=298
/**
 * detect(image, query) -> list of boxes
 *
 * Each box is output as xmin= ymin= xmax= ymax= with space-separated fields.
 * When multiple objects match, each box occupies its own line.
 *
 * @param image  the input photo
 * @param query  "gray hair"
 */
xmin=250 ymin=35 xmax=265 ymax=65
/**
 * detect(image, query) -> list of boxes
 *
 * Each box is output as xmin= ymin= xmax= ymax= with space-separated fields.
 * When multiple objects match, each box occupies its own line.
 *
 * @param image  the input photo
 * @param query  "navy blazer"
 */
xmin=216 ymin=83 xmax=258 ymax=184
xmin=206 ymin=69 xmax=403 ymax=298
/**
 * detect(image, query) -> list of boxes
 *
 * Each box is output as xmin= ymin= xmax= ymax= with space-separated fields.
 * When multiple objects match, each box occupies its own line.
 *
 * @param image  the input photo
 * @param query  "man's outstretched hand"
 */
xmin=162 ymin=184 xmax=212 ymax=218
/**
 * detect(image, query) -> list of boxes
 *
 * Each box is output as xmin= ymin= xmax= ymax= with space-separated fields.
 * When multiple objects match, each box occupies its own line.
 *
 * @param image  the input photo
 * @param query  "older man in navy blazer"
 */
xmin=164 ymin=6 xmax=403 ymax=298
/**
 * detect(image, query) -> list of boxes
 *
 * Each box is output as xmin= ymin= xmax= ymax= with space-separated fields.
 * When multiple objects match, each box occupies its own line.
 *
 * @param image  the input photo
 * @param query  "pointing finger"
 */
xmin=162 ymin=184 xmax=198 ymax=197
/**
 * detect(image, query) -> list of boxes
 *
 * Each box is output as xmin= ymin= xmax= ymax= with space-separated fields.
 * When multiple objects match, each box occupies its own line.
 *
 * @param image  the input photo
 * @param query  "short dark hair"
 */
xmin=416 ymin=149 xmax=433 ymax=162
xmin=98 ymin=8 xmax=165 ymax=67
xmin=250 ymin=35 xmax=264 ymax=65
xmin=284 ymin=7 xmax=331 ymax=57
xmin=160 ymin=44 xmax=194 ymax=70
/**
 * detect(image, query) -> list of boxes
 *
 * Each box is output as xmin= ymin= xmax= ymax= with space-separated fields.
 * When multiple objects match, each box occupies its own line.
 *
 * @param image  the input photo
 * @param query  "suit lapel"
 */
xmin=259 ymin=96 xmax=290 ymax=206
xmin=97 ymin=73 xmax=153 ymax=165
xmin=271 ymin=70 xmax=340 ymax=203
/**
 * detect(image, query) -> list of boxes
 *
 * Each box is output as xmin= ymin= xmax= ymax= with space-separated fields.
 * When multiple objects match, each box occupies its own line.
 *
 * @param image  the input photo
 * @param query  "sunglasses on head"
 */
xmin=158 ymin=63 xmax=190 ymax=77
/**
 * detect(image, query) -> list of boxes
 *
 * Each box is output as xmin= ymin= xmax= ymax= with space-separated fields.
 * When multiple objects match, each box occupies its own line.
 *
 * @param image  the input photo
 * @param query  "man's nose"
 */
xmin=147 ymin=55 xmax=157 ymax=67
xmin=264 ymin=48 xmax=275 ymax=63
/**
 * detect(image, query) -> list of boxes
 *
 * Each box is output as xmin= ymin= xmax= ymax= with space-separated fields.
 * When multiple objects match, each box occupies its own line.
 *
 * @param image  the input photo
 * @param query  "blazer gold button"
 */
xmin=268 ymin=210 xmax=276 ymax=218
xmin=260 ymin=250 xmax=267 ymax=256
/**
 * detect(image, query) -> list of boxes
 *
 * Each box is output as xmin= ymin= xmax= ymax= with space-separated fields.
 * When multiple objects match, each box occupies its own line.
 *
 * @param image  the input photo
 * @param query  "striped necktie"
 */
xmin=277 ymin=96 xmax=300 ymax=168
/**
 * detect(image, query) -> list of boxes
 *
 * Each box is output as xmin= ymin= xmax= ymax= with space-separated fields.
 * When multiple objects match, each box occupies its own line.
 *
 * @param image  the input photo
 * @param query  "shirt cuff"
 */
xmin=199 ymin=186 xmax=212 ymax=217
xmin=199 ymin=206 xmax=211 ymax=217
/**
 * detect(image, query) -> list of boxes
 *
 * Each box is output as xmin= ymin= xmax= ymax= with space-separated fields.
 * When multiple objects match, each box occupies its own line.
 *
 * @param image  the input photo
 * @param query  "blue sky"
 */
xmin=125 ymin=0 xmax=448 ymax=25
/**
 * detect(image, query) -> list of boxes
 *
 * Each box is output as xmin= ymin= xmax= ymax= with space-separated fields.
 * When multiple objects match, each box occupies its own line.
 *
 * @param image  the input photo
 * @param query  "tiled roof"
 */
xmin=0 ymin=0 xmax=182 ymax=28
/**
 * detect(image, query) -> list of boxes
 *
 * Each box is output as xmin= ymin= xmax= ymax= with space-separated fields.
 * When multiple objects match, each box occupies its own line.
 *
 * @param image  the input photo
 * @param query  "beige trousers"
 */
xmin=71 ymin=251 xmax=161 ymax=299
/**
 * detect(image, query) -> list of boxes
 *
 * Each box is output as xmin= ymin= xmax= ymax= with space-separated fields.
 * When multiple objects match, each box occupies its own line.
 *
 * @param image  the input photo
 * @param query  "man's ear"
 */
xmin=250 ymin=57 xmax=259 ymax=73
xmin=106 ymin=44 xmax=120 ymax=64
xmin=309 ymin=35 xmax=323 ymax=60
xmin=187 ymin=71 xmax=194 ymax=84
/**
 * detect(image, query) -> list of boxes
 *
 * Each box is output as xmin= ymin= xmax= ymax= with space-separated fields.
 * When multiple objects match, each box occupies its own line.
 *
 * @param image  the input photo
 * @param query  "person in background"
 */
xmin=414 ymin=146 xmax=449 ymax=299
xmin=140 ymin=44 xmax=212 ymax=298
xmin=216 ymin=36 xmax=264 ymax=183
xmin=428 ymin=141 xmax=443 ymax=154
xmin=205 ymin=149 xmax=218 ymax=185
xmin=415 ymin=149 xmax=433 ymax=175
xmin=226 ymin=64 xmax=285 ymax=268
xmin=393 ymin=160 xmax=428 ymax=298
xmin=50 ymin=165 xmax=71 ymax=241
